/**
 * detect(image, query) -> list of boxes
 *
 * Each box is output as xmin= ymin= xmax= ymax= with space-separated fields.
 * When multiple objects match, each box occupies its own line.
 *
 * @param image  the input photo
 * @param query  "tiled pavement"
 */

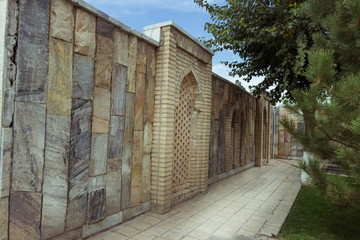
xmin=87 ymin=159 xmax=301 ymax=240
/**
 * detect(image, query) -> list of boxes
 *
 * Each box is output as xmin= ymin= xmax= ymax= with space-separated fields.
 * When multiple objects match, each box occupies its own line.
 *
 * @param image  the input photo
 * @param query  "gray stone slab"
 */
xmin=70 ymin=99 xmax=92 ymax=180
xmin=106 ymin=171 xmax=122 ymax=216
xmin=88 ymin=188 xmax=105 ymax=223
xmin=96 ymin=18 xmax=114 ymax=39
xmin=82 ymin=212 xmax=123 ymax=238
xmin=12 ymin=102 xmax=46 ymax=192
xmin=108 ymin=116 xmax=125 ymax=159
xmin=0 ymin=197 xmax=9 ymax=240
xmin=16 ymin=0 xmax=49 ymax=103
xmin=121 ymin=92 xmax=135 ymax=210
xmin=88 ymin=175 xmax=106 ymax=192
xmin=73 ymin=53 xmax=94 ymax=100
xmin=111 ymin=63 xmax=127 ymax=116
xmin=144 ymin=46 xmax=155 ymax=123
xmin=1 ymin=128 xmax=12 ymax=197
xmin=66 ymin=169 xmax=88 ymax=230
xmin=41 ymin=115 xmax=70 ymax=239
xmin=90 ymin=133 xmax=108 ymax=176
xmin=2 ymin=85 xmax=15 ymax=128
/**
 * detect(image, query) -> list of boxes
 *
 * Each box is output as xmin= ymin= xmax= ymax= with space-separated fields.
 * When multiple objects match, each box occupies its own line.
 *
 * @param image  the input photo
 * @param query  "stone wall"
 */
xmin=0 ymin=1 xmax=272 ymax=239
xmin=208 ymin=74 xmax=272 ymax=184
xmin=0 ymin=0 xmax=158 ymax=239
xmin=274 ymin=106 xmax=304 ymax=159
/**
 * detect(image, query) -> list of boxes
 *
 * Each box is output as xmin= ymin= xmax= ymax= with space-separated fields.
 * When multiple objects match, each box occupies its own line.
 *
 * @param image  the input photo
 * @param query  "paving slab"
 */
xmin=87 ymin=159 xmax=301 ymax=240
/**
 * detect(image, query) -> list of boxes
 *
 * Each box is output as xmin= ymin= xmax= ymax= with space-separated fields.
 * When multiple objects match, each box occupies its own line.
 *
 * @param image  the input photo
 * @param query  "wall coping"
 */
xmin=71 ymin=0 xmax=159 ymax=46
xmin=144 ymin=21 xmax=214 ymax=55
xmin=212 ymin=72 xmax=255 ymax=98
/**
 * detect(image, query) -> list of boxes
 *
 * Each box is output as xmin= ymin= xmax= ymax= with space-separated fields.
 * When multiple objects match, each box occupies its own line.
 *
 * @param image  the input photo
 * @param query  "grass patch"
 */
xmin=278 ymin=184 xmax=360 ymax=240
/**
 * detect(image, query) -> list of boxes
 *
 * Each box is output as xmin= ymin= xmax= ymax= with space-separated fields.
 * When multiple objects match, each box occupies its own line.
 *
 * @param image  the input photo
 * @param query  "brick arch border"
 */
xmin=224 ymin=103 xmax=240 ymax=172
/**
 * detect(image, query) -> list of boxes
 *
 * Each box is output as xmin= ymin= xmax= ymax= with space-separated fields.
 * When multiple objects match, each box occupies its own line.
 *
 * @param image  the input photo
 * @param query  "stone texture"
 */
xmin=0 ymin=197 xmax=8 ymax=240
xmin=114 ymin=29 xmax=128 ymax=66
xmin=88 ymin=189 xmax=105 ymax=223
xmin=127 ymin=36 xmax=138 ymax=93
xmin=134 ymin=72 xmax=145 ymax=131
xmin=90 ymin=134 xmax=108 ymax=176
xmin=82 ymin=212 xmax=123 ymax=238
xmin=2 ymin=85 xmax=15 ymax=128
xmin=130 ymin=131 xmax=143 ymax=207
xmin=1 ymin=128 xmax=12 ymax=197
xmin=111 ymin=63 xmax=127 ymax=116
xmin=121 ymin=92 xmax=135 ymax=210
xmin=50 ymin=0 xmax=74 ymax=42
xmin=143 ymin=123 xmax=152 ymax=154
xmin=12 ymin=102 xmax=46 ymax=192
xmin=88 ymin=175 xmax=106 ymax=192
xmin=48 ymin=37 xmax=73 ymax=115
xmin=52 ymin=228 xmax=82 ymax=240
xmin=95 ymin=35 xmax=113 ymax=89
xmin=75 ymin=8 xmax=96 ymax=57
xmin=122 ymin=202 xmax=150 ymax=221
xmin=136 ymin=41 xmax=147 ymax=74
xmin=141 ymin=154 xmax=151 ymax=202
xmin=92 ymin=87 xmax=111 ymax=133
xmin=67 ymin=99 xmax=92 ymax=230
xmin=16 ymin=0 xmax=49 ymax=103
xmin=66 ymin=169 xmax=88 ymax=230
xmin=106 ymin=171 xmax=122 ymax=216
xmin=41 ymin=115 xmax=70 ymax=239
xmin=96 ymin=19 xmax=114 ymax=39
xmin=73 ymin=53 xmax=94 ymax=100
xmin=70 ymin=99 xmax=92 ymax=180
xmin=9 ymin=192 xmax=41 ymax=239
xmin=109 ymin=116 xmax=125 ymax=159
xmin=145 ymin=46 xmax=156 ymax=123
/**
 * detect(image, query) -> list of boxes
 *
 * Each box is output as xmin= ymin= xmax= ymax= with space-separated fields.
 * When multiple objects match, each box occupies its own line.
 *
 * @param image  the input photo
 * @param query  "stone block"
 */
xmin=144 ymin=46 xmax=156 ymax=123
xmin=92 ymin=87 xmax=111 ymax=133
xmin=16 ymin=0 xmax=49 ymax=103
xmin=0 ymin=197 xmax=8 ymax=240
xmin=96 ymin=19 xmax=114 ymax=39
xmin=88 ymin=175 xmax=106 ymax=192
xmin=88 ymin=189 xmax=105 ymax=223
xmin=107 ymin=158 xmax=122 ymax=172
xmin=66 ymin=169 xmax=88 ymax=230
xmin=106 ymin=171 xmax=122 ymax=216
xmin=70 ymin=99 xmax=92 ymax=180
xmin=75 ymin=8 xmax=96 ymax=57
xmin=95 ymin=35 xmax=113 ymax=89
xmin=130 ymin=131 xmax=143 ymax=207
xmin=9 ymin=192 xmax=41 ymax=239
xmin=111 ymin=63 xmax=127 ymax=116
xmin=1 ymin=128 xmax=12 ymax=197
xmin=90 ymin=134 xmax=108 ymax=176
xmin=48 ymin=37 xmax=73 ymax=115
xmin=12 ymin=102 xmax=46 ymax=192
xmin=134 ymin=72 xmax=145 ymax=131
xmin=50 ymin=0 xmax=74 ymax=42
xmin=41 ymin=115 xmax=70 ymax=239
xmin=73 ymin=53 xmax=94 ymax=100
xmin=114 ymin=29 xmax=128 ymax=66
xmin=2 ymin=85 xmax=15 ymax=128
xmin=109 ymin=116 xmax=125 ymax=159
xmin=82 ymin=212 xmax=123 ymax=238
xmin=143 ymin=123 xmax=152 ymax=154
xmin=141 ymin=154 xmax=151 ymax=202
xmin=136 ymin=41 xmax=147 ymax=74
xmin=51 ymin=228 xmax=82 ymax=240
xmin=127 ymin=36 xmax=138 ymax=93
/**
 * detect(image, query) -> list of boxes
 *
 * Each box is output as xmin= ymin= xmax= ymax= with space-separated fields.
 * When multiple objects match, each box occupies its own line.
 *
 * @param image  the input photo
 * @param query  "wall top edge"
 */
xmin=144 ymin=21 xmax=215 ymax=56
xmin=212 ymin=72 xmax=255 ymax=99
xmin=72 ymin=0 xmax=160 ymax=46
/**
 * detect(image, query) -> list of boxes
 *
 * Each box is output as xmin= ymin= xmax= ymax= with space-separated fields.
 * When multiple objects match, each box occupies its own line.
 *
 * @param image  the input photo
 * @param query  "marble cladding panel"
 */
xmin=12 ymin=102 xmax=46 ymax=192
xmin=92 ymin=87 xmax=111 ymax=133
xmin=50 ymin=0 xmax=74 ymax=43
xmin=95 ymin=35 xmax=113 ymax=90
xmin=75 ymin=8 xmax=96 ymax=57
xmin=114 ymin=30 xmax=128 ymax=66
xmin=127 ymin=36 xmax=137 ymax=93
xmin=16 ymin=0 xmax=50 ymax=103
xmin=73 ymin=54 xmax=94 ymax=100
xmin=90 ymin=134 xmax=108 ymax=176
xmin=0 ymin=128 xmax=12 ymax=197
xmin=111 ymin=63 xmax=127 ymax=116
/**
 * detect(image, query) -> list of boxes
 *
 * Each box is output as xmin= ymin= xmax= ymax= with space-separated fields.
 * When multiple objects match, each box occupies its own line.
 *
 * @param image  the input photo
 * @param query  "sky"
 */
xmin=86 ymin=0 xmax=263 ymax=91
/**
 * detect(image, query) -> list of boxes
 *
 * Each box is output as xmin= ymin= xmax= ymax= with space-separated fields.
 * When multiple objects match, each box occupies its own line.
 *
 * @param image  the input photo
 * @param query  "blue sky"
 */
xmin=86 ymin=0 xmax=263 ymax=91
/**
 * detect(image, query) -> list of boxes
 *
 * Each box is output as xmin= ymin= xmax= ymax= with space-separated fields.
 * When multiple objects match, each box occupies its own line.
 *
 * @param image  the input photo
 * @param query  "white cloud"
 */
xmin=212 ymin=63 xmax=264 ymax=92
xmin=86 ymin=0 xmax=205 ymax=14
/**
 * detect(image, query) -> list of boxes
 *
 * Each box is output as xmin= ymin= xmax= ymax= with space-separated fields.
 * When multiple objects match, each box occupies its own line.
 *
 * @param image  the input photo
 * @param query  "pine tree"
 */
xmin=281 ymin=0 xmax=360 ymax=207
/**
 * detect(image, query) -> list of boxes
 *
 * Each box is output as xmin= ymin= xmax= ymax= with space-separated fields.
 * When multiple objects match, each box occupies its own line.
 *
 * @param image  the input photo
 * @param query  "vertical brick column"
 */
xmin=255 ymin=98 xmax=263 ymax=167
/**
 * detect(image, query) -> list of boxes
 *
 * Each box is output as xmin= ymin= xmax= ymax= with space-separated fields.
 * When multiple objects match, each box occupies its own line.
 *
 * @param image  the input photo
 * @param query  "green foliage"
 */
xmin=194 ymin=0 xmax=322 ymax=102
xmin=279 ymin=186 xmax=360 ymax=240
xmin=282 ymin=0 xmax=360 ymax=207
xmin=234 ymin=80 xmax=246 ymax=91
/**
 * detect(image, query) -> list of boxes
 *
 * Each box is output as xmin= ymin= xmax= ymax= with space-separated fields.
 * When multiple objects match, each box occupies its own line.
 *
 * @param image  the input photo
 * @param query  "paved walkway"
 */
xmin=88 ymin=159 xmax=301 ymax=240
